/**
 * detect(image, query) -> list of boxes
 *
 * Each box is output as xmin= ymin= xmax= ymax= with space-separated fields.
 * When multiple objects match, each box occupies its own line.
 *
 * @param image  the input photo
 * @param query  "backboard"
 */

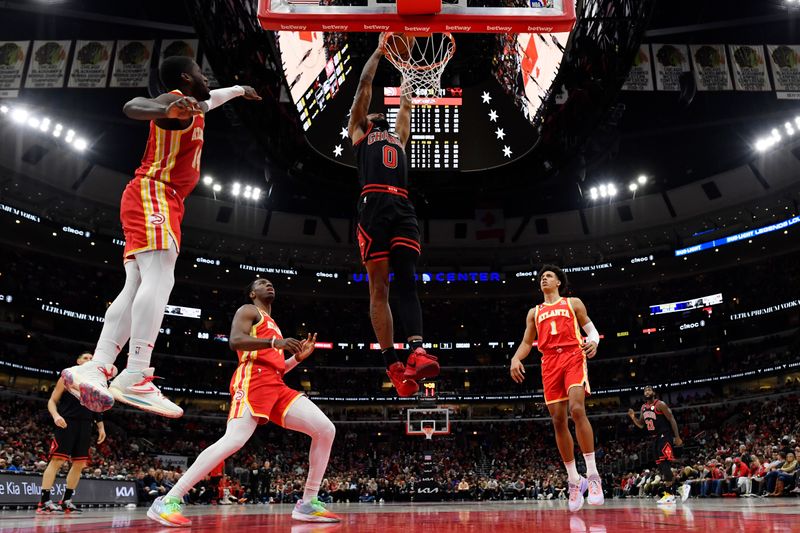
xmin=406 ymin=407 xmax=450 ymax=438
xmin=258 ymin=1 xmax=576 ymax=35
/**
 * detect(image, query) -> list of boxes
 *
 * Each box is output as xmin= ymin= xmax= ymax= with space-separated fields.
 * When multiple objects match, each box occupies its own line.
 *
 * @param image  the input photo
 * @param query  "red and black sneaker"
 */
xmin=387 ymin=362 xmax=419 ymax=397
xmin=404 ymin=348 xmax=440 ymax=380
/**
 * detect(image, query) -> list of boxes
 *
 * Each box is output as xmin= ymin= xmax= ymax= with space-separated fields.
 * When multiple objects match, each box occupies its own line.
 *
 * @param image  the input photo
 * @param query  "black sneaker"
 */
xmin=36 ymin=501 xmax=63 ymax=514
xmin=60 ymin=500 xmax=82 ymax=513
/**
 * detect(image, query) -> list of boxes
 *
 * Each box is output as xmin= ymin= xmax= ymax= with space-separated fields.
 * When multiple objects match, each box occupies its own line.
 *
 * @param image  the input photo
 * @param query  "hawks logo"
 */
xmin=148 ymin=213 xmax=166 ymax=226
xmin=233 ymin=390 xmax=245 ymax=401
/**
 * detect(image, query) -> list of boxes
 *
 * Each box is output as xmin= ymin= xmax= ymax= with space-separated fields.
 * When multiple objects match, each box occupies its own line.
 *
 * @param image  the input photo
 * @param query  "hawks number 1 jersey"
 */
xmin=534 ymin=297 xmax=582 ymax=353
xmin=134 ymin=90 xmax=205 ymax=199
xmin=235 ymin=308 xmax=286 ymax=374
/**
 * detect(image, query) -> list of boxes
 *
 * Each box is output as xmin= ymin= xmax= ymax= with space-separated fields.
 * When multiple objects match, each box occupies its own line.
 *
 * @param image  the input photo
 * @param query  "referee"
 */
xmin=37 ymin=352 xmax=106 ymax=514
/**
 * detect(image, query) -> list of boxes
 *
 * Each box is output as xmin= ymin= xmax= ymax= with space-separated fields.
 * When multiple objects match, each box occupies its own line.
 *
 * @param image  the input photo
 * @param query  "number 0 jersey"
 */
xmin=133 ymin=90 xmax=205 ymax=200
xmin=534 ymin=297 xmax=582 ymax=353
xmin=353 ymin=122 xmax=408 ymax=190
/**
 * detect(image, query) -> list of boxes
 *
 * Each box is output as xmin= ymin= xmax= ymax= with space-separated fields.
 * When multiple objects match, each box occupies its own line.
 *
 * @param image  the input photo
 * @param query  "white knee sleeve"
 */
xmin=93 ymin=261 xmax=141 ymax=365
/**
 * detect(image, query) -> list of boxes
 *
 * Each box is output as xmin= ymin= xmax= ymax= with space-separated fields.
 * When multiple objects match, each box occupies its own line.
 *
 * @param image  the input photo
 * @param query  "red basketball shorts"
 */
xmin=228 ymin=363 xmax=303 ymax=427
xmin=120 ymin=176 xmax=185 ymax=261
xmin=540 ymin=346 xmax=591 ymax=405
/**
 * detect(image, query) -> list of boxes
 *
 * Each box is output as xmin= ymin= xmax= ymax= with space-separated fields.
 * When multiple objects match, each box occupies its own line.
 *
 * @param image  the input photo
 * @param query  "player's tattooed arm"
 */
xmin=348 ymin=42 xmax=385 ymax=141
xmin=658 ymin=400 xmax=683 ymax=445
xmin=123 ymin=92 xmax=202 ymax=127
xmin=510 ymin=308 xmax=538 ymax=383
xmin=396 ymin=82 xmax=413 ymax=146
xmin=627 ymin=408 xmax=644 ymax=429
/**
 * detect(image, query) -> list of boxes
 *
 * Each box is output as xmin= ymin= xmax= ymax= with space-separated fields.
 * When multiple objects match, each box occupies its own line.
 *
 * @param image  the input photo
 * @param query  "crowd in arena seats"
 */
xmin=1 ymin=384 xmax=798 ymax=505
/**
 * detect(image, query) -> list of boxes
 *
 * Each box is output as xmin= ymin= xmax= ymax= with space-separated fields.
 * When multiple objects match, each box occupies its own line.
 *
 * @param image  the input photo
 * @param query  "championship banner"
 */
xmin=201 ymin=55 xmax=220 ymax=88
xmin=729 ymin=45 xmax=771 ymax=91
xmin=24 ymin=40 xmax=72 ymax=89
xmin=0 ymin=41 xmax=30 ymax=96
xmin=767 ymin=45 xmax=800 ymax=92
xmin=68 ymin=40 xmax=113 ymax=88
xmin=691 ymin=44 xmax=732 ymax=91
xmin=110 ymin=40 xmax=154 ymax=88
xmin=653 ymin=44 xmax=690 ymax=91
xmin=0 ymin=473 xmax=137 ymax=505
xmin=159 ymin=39 xmax=199 ymax=65
xmin=622 ymin=44 xmax=654 ymax=91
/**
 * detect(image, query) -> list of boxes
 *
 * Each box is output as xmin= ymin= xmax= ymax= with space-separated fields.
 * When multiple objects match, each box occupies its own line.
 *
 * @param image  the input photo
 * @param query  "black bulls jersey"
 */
xmin=353 ymin=123 xmax=408 ymax=190
xmin=641 ymin=401 xmax=671 ymax=437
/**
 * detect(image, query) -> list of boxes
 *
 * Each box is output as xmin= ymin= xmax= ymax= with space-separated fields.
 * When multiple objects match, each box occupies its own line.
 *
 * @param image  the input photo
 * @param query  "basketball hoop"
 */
xmin=382 ymin=32 xmax=456 ymax=98
xmin=422 ymin=425 xmax=435 ymax=440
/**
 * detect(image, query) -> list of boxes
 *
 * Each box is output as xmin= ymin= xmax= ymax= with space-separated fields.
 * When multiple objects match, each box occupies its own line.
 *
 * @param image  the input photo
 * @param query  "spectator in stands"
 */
xmin=768 ymin=451 xmax=797 ymax=496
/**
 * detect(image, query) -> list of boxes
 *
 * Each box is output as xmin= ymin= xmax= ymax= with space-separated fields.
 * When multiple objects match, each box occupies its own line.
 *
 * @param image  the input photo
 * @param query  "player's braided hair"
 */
xmin=159 ymin=55 xmax=195 ymax=91
xmin=538 ymin=264 xmax=568 ymax=294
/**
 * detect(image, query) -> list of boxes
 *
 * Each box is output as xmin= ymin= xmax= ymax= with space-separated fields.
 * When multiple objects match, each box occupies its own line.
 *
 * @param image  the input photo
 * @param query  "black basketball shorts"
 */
xmin=654 ymin=435 xmax=675 ymax=464
xmin=356 ymin=191 xmax=421 ymax=264
xmin=49 ymin=419 xmax=92 ymax=461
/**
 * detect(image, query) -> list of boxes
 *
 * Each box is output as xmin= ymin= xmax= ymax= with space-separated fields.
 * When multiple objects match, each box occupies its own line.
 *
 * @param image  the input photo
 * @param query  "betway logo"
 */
xmin=322 ymin=24 xmax=349 ymax=31
xmin=363 ymin=24 xmax=390 ymax=31
xmin=404 ymin=25 xmax=431 ymax=32
xmin=528 ymin=25 xmax=555 ymax=32
xmin=445 ymin=25 xmax=472 ymax=32
xmin=280 ymin=24 xmax=307 ymax=30
xmin=116 ymin=486 xmax=135 ymax=497
xmin=486 ymin=25 xmax=512 ymax=32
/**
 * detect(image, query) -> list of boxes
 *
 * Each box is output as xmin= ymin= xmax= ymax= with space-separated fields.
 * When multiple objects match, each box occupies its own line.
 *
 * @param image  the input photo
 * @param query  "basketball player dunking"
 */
xmin=510 ymin=265 xmax=604 ymax=512
xmin=62 ymin=57 xmax=261 ymax=418
xmin=148 ymin=279 xmax=340 ymax=526
xmin=348 ymin=36 xmax=439 ymax=396
xmin=628 ymin=386 xmax=687 ymax=504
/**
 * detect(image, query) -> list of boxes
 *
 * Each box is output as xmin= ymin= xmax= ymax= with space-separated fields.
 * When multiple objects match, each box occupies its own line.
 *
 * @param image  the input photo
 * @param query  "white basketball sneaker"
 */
xmin=586 ymin=474 xmax=605 ymax=506
xmin=109 ymin=368 xmax=183 ymax=418
xmin=61 ymin=361 xmax=117 ymax=412
xmin=568 ymin=477 xmax=588 ymax=512
xmin=679 ymin=484 xmax=691 ymax=502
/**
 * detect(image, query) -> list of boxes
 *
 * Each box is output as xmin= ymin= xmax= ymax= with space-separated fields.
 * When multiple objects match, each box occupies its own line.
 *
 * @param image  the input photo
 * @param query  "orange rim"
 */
xmin=382 ymin=32 xmax=456 ymax=72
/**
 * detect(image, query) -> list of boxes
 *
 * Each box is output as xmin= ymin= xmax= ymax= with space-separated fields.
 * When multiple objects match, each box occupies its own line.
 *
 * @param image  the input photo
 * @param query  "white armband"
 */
xmin=203 ymin=85 xmax=245 ymax=111
xmin=284 ymin=356 xmax=299 ymax=374
xmin=583 ymin=321 xmax=600 ymax=345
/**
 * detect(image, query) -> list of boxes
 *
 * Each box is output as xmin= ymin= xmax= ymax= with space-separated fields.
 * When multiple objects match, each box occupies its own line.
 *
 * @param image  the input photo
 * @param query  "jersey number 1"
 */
xmin=550 ymin=321 xmax=558 ymax=335
xmin=383 ymin=145 xmax=398 ymax=169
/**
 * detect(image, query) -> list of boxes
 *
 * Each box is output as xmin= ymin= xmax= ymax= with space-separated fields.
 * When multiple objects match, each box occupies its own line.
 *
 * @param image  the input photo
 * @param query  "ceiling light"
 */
xmin=11 ymin=108 xmax=28 ymax=123
xmin=608 ymin=184 xmax=618 ymax=197
xmin=629 ymin=183 xmax=638 ymax=192
xmin=27 ymin=117 xmax=40 ymax=128
xmin=637 ymin=175 xmax=647 ymax=185
xmin=243 ymin=190 xmax=252 ymax=199
xmin=39 ymin=118 xmax=50 ymax=132
xmin=73 ymin=138 xmax=88 ymax=151
xmin=252 ymin=188 xmax=261 ymax=200
xmin=212 ymin=184 xmax=222 ymax=192
xmin=0 ymin=105 xmax=8 ymax=114
xmin=202 ymin=176 xmax=213 ymax=186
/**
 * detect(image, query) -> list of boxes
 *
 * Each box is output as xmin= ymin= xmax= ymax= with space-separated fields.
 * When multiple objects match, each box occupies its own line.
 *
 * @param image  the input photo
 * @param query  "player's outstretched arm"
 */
xmin=657 ymin=400 xmax=683 ymax=445
xmin=571 ymin=297 xmax=599 ymax=358
xmin=348 ymin=44 xmax=384 ymax=141
xmin=123 ymin=92 xmax=202 ymax=122
xmin=395 ymin=84 xmax=413 ymax=146
xmin=198 ymin=85 xmax=261 ymax=114
xmin=510 ymin=308 xmax=538 ymax=383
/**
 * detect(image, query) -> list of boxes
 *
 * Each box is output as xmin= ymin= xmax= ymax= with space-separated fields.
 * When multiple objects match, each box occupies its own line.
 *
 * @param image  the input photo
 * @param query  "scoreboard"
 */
xmin=384 ymin=88 xmax=461 ymax=170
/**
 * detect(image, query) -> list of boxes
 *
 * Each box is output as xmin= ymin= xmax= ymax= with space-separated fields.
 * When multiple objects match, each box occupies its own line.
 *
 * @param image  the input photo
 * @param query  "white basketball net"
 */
xmin=382 ymin=32 xmax=456 ymax=98
xmin=422 ymin=426 xmax=435 ymax=440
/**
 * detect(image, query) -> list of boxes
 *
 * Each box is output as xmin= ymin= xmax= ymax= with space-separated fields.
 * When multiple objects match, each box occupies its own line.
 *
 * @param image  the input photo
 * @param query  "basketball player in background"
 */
xmin=348 ymin=35 xmax=439 ymax=397
xmin=37 ymin=352 xmax=106 ymax=514
xmin=62 ymin=57 xmax=261 ymax=417
xmin=510 ymin=265 xmax=604 ymax=512
xmin=148 ymin=279 xmax=340 ymax=526
xmin=628 ymin=386 xmax=688 ymax=504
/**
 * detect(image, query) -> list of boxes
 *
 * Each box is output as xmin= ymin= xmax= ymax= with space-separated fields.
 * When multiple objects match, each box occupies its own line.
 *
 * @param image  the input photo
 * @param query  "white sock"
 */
xmin=583 ymin=452 xmax=599 ymax=477
xmin=127 ymin=244 xmax=177 ymax=371
xmin=564 ymin=460 xmax=581 ymax=484
xmin=282 ymin=396 xmax=336 ymax=502
xmin=93 ymin=260 xmax=141 ymax=365
xmin=167 ymin=408 xmax=257 ymax=499
xmin=127 ymin=338 xmax=154 ymax=372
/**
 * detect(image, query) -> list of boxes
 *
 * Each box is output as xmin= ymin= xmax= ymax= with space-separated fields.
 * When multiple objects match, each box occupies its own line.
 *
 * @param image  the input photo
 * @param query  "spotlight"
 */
xmin=11 ymin=108 xmax=28 ymax=123
xmin=608 ymin=184 xmax=618 ymax=197
xmin=243 ymin=190 xmax=252 ymax=199
xmin=73 ymin=138 xmax=88 ymax=151
xmin=589 ymin=187 xmax=598 ymax=200
xmin=212 ymin=184 xmax=222 ymax=192
xmin=252 ymin=188 xmax=261 ymax=200
xmin=232 ymin=182 xmax=241 ymax=197
xmin=52 ymin=129 xmax=61 ymax=138
xmin=0 ymin=105 xmax=8 ymax=114
xmin=629 ymin=183 xmax=638 ymax=192
xmin=39 ymin=118 xmax=50 ymax=132
xmin=637 ymin=175 xmax=647 ymax=185
xmin=202 ymin=176 xmax=213 ymax=186
xmin=27 ymin=117 xmax=40 ymax=129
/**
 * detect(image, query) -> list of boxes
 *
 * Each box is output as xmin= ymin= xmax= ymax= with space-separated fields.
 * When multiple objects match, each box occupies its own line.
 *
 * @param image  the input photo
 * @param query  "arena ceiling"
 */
xmin=1 ymin=0 xmax=799 ymax=221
